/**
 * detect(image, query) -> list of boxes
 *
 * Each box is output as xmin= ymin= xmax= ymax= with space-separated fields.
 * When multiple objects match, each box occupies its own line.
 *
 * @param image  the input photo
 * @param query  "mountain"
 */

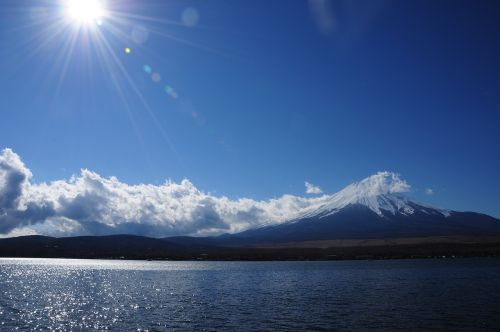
xmin=1 ymin=172 xmax=500 ymax=260
xmin=225 ymin=172 xmax=500 ymax=245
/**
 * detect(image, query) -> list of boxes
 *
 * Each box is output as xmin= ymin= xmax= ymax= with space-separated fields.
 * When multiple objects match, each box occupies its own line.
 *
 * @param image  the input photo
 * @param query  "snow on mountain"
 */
xmin=296 ymin=172 xmax=450 ymax=220
xmin=230 ymin=172 xmax=500 ymax=244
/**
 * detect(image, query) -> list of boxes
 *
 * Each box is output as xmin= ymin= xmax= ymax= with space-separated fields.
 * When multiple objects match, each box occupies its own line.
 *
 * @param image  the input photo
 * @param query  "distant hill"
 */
xmin=0 ymin=235 xmax=189 ymax=259
xmin=1 ymin=233 xmax=500 ymax=261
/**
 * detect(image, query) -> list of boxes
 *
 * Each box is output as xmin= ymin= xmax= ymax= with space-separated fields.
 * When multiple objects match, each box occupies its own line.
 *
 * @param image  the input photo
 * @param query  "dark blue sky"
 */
xmin=0 ymin=0 xmax=499 ymax=217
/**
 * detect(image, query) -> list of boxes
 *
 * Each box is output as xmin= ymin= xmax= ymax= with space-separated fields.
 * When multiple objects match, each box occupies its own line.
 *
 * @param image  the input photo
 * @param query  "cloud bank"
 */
xmin=0 ymin=149 xmax=415 ymax=238
xmin=0 ymin=148 xmax=332 ymax=238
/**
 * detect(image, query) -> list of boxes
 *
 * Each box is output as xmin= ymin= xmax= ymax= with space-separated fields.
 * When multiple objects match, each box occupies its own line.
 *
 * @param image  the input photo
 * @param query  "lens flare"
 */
xmin=152 ymin=73 xmax=161 ymax=82
xmin=165 ymin=85 xmax=178 ymax=99
xmin=181 ymin=7 xmax=199 ymax=27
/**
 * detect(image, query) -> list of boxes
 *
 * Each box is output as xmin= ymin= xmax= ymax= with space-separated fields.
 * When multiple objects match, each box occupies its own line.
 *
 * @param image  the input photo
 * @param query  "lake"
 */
xmin=0 ymin=258 xmax=499 ymax=331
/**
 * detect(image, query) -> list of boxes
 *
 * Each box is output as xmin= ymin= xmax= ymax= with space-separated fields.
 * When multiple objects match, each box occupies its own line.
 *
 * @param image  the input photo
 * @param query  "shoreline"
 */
xmin=1 ymin=239 xmax=499 ymax=262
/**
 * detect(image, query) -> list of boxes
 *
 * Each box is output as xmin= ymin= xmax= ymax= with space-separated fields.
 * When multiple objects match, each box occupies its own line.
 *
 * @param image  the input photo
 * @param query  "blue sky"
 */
xmin=0 ymin=0 xmax=499 ymax=220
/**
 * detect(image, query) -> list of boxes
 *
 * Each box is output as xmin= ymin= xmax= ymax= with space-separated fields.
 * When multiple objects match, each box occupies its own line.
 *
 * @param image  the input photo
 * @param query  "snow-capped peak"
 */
xmin=338 ymin=171 xmax=411 ymax=197
xmin=298 ymin=172 xmax=450 ymax=218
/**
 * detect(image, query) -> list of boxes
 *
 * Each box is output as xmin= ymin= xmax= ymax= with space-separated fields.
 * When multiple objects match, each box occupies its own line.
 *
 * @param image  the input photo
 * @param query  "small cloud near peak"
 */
xmin=343 ymin=171 xmax=411 ymax=197
xmin=305 ymin=181 xmax=323 ymax=194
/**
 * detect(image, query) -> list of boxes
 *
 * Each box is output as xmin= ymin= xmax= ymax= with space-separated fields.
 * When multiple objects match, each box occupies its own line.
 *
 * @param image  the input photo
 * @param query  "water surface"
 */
xmin=1 ymin=258 xmax=499 ymax=331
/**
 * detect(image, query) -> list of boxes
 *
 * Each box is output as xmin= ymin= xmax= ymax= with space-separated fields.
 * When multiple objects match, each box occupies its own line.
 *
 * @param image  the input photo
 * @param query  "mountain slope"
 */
xmin=225 ymin=173 xmax=500 ymax=244
xmin=230 ymin=205 xmax=500 ymax=244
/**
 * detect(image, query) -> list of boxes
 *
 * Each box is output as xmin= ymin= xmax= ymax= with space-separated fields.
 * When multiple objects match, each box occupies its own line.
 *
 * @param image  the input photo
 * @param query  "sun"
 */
xmin=64 ymin=0 xmax=106 ymax=25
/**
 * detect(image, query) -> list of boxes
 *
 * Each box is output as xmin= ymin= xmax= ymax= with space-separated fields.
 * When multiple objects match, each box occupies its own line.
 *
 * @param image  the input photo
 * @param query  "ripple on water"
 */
xmin=0 ymin=258 xmax=500 ymax=331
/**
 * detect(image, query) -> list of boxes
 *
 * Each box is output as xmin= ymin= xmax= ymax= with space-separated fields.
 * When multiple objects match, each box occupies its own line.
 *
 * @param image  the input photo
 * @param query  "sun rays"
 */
xmin=4 ymin=0 xmax=238 ymax=165
xmin=15 ymin=0 xmax=192 ymax=157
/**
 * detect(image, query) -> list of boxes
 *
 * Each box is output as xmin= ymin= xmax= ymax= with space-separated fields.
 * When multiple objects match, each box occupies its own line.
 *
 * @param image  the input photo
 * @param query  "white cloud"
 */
xmin=305 ymin=181 xmax=323 ymax=194
xmin=0 ymin=226 xmax=38 ymax=239
xmin=0 ymin=149 xmax=418 ymax=238
xmin=425 ymin=188 xmax=434 ymax=195
xmin=0 ymin=148 xmax=332 ymax=238
xmin=359 ymin=171 xmax=411 ymax=195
